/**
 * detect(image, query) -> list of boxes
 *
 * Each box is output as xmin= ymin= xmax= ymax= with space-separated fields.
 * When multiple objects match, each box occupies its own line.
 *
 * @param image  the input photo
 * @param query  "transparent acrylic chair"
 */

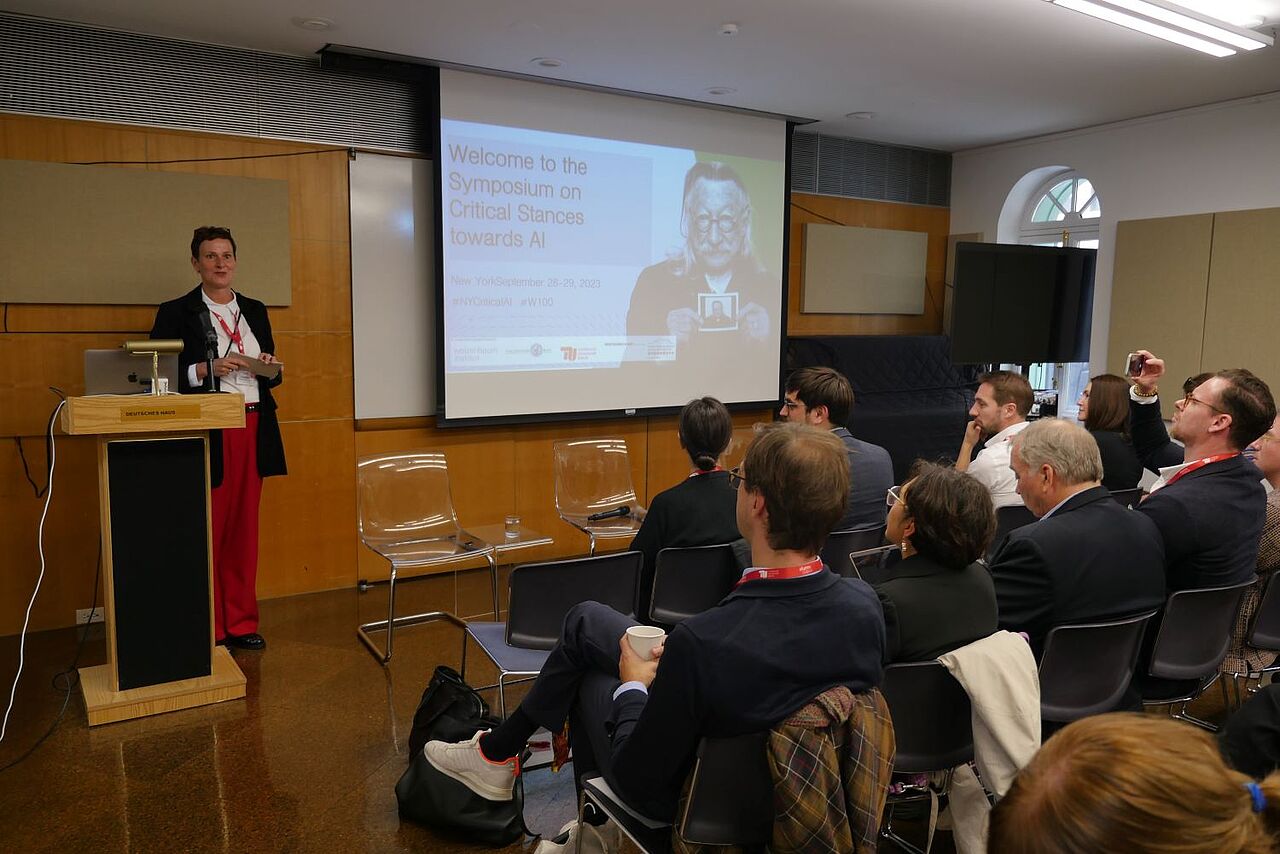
xmin=552 ymin=438 xmax=645 ymax=555
xmin=355 ymin=451 xmax=496 ymax=664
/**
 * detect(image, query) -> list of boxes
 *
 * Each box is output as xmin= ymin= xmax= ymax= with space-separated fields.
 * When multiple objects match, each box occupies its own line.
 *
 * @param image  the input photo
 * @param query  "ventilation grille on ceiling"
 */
xmin=0 ymin=13 xmax=425 ymax=153
xmin=792 ymin=131 xmax=950 ymax=207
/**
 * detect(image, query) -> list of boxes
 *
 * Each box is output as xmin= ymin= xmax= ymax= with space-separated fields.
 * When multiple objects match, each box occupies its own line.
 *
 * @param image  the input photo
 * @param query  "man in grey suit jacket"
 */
xmin=782 ymin=367 xmax=894 ymax=529
xmin=988 ymin=419 xmax=1166 ymax=659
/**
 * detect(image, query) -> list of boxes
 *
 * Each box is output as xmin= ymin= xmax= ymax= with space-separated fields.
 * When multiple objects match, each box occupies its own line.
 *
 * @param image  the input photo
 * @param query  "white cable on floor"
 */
xmin=0 ymin=398 xmax=65 ymax=745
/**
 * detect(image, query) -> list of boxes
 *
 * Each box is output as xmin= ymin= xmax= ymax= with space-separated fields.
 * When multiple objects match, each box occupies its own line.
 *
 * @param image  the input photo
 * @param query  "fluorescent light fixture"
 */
xmin=1166 ymin=0 xmax=1267 ymax=29
xmin=1048 ymin=0 xmax=1273 ymax=56
xmin=1108 ymin=0 xmax=1272 ymax=50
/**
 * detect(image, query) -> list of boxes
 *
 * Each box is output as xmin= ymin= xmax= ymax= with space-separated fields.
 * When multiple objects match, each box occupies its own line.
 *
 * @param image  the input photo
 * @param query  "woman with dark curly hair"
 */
xmin=873 ymin=462 xmax=998 ymax=661
xmin=1076 ymin=372 xmax=1142 ymax=490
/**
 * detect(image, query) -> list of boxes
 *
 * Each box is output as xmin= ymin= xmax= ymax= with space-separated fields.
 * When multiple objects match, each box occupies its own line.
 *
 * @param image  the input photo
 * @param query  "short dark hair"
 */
xmin=901 ymin=462 xmax=995 ymax=571
xmin=785 ymin=366 xmax=854 ymax=425
xmin=1183 ymin=372 xmax=1214 ymax=396
xmin=679 ymin=397 xmax=733 ymax=472
xmin=1085 ymin=373 xmax=1130 ymax=435
xmin=1214 ymin=369 xmax=1277 ymax=451
xmin=191 ymin=226 xmax=237 ymax=259
xmin=743 ymin=423 xmax=848 ymax=554
xmin=978 ymin=370 xmax=1033 ymax=418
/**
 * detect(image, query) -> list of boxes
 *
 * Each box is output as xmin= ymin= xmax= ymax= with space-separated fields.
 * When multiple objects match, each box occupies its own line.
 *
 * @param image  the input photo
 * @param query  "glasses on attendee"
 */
xmin=780 ymin=397 xmax=802 ymax=412
xmin=692 ymin=212 xmax=741 ymax=235
xmin=728 ymin=466 xmax=745 ymax=490
xmin=1181 ymin=392 xmax=1227 ymax=415
xmin=886 ymin=484 xmax=905 ymax=511
xmin=1247 ymin=431 xmax=1278 ymax=459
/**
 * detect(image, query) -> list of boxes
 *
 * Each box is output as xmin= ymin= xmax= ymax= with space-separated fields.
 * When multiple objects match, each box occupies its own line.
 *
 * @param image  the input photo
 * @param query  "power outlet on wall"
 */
xmin=75 ymin=607 xmax=104 ymax=625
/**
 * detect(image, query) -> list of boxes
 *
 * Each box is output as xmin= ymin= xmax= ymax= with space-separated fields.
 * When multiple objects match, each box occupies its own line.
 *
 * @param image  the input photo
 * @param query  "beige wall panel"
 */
xmin=0 ymin=159 xmax=292 ymax=305
xmin=1108 ymin=214 xmax=1213 ymax=420
xmin=256 ymin=419 xmax=357 ymax=599
xmin=0 ymin=436 xmax=104 ymax=635
xmin=788 ymin=194 xmax=949 ymax=336
xmin=270 ymin=239 xmax=353 ymax=334
xmin=1201 ymin=208 xmax=1280 ymax=395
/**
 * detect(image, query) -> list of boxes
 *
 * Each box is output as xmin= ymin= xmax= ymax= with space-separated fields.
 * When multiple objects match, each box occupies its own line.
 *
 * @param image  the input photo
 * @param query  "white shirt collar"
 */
xmin=987 ymin=420 xmax=1030 ymax=446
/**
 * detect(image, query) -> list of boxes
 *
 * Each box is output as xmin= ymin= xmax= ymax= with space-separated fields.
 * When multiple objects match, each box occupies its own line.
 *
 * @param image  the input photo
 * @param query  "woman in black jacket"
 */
xmin=1077 ymin=373 xmax=1142 ymax=490
xmin=149 ymin=226 xmax=286 ymax=650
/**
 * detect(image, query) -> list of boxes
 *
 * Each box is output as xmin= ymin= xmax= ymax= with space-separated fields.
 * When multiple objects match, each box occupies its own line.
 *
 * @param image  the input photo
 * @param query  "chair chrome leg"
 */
xmin=460 ymin=629 xmax=469 ymax=681
xmin=385 ymin=563 xmax=399 ymax=661
xmin=486 ymin=551 xmax=500 ymax=619
xmin=497 ymin=671 xmax=508 ymax=720
xmin=588 ymin=532 xmax=597 ymax=557
xmin=357 ymin=608 xmax=468 ymax=665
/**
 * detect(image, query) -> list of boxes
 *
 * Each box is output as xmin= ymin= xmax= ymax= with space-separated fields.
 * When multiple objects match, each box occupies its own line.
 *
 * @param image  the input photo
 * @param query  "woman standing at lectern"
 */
xmin=150 ymin=226 xmax=286 ymax=650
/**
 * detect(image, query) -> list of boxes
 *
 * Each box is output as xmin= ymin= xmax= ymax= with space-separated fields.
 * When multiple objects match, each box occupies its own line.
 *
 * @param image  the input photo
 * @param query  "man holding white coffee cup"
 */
xmin=424 ymin=423 xmax=886 ymax=835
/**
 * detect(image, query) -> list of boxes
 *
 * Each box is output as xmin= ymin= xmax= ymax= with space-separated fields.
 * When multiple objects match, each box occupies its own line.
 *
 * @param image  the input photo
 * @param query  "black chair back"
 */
xmin=1039 ymin=610 xmax=1158 ymax=723
xmin=881 ymin=661 xmax=973 ymax=772
xmin=649 ymin=544 xmax=739 ymax=625
xmin=1148 ymin=580 xmax=1255 ymax=681
xmin=506 ymin=551 xmax=642 ymax=649
xmin=988 ymin=504 xmax=1037 ymax=559
xmin=1247 ymin=574 xmax=1280 ymax=651
xmin=822 ymin=524 xmax=887 ymax=577
xmin=678 ymin=732 xmax=773 ymax=846
xmin=1108 ymin=487 xmax=1145 ymax=508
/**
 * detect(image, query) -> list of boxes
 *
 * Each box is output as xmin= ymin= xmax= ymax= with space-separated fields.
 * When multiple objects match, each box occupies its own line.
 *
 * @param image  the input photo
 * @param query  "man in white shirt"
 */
xmin=956 ymin=371 xmax=1032 ymax=508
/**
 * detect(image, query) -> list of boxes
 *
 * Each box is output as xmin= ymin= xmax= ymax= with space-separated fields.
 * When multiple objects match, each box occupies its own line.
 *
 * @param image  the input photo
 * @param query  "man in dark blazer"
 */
xmin=1126 ymin=351 xmax=1274 ymax=591
xmin=781 ymin=366 xmax=893 ymax=529
xmin=989 ymin=419 xmax=1166 ymax=659
xmin=423 ymin=424 xmax=885 ymax=824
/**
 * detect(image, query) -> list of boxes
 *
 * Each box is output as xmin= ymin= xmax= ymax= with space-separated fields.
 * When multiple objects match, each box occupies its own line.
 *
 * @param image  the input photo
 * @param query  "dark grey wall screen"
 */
xmin=0 ymin=13 xmax=425 ymax=153
xmin=791 ymin=131 xmax=950 ymax=207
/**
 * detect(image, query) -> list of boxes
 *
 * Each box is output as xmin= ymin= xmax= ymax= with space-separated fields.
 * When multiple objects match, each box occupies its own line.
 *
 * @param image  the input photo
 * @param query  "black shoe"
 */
xmin=224 ymin=633 xmax=266 ymax=650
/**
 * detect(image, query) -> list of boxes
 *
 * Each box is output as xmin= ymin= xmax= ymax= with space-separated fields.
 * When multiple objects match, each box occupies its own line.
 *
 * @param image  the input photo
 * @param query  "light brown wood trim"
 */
xmin=354 ymin=415 xmax=437 ymax=432
xmin=62 ymin=393 xmax=247 ymax=435
xmin=80 ymin=646 xmax=245 ymax=726
xmin=97 ymin=438 xmax=120 ymax=691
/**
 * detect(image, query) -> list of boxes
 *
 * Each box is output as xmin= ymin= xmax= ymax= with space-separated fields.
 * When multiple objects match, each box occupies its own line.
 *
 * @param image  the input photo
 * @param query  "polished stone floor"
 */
xmin=0 ymin=571 xmax=1237 ymax=854
xmin=0 ymin=575 xmax=571 ymax=853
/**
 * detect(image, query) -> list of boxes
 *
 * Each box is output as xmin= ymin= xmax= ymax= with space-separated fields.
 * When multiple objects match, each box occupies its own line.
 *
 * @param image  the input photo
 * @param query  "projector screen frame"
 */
xmin=430 ymin=72 xmax=798 ymax=428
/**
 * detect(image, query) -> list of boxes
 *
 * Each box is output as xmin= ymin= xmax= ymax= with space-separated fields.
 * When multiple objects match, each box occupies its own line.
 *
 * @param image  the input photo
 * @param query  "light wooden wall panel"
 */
xmin=1201 ymin=208 xmax=1280 ymax=395
xmin=788 ymin=194 xmax=950 ymax=336
xmin=1107 ymin=214 xmax=1214 ymax=420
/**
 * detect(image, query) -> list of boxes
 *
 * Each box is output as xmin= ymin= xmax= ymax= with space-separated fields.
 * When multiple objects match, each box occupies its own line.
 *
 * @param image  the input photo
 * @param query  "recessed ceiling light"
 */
xmin=530 ymin=57 xmax=564 ymax=68
xmin=704 ymin=86 xmax=737 ymax=96
xmin=718 ymin=22 xmax=740 ymax=36
xmin=291 ymin=17 xmax=333 ymax=31
xmin=845 ymin=111 xmax=876 ymax=120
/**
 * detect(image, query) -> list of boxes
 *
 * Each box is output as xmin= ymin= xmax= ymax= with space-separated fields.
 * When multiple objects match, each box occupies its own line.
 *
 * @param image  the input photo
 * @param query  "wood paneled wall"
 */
xmin=787 ymin=194 xmax=949 ymax=336
xmin=1 ymin=114 xmax=949 ymax=636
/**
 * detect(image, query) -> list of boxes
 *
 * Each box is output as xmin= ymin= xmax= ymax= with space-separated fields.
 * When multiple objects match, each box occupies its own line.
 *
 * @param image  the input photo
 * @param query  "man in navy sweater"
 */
xmin=424 ymin=423 xmax=885 ymax=826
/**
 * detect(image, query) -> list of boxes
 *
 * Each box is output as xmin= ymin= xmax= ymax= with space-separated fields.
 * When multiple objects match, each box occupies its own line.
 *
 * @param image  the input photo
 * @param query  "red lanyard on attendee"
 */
xmin=736 ymin=557 xmax=825 ymax=587
xmin=211 ymin=308 xmax=245 ymax=355
xmin=688 ymin=466 xmax=725 ymax=479
xmin=1164 ymin=452 xmax=1239 ymax=487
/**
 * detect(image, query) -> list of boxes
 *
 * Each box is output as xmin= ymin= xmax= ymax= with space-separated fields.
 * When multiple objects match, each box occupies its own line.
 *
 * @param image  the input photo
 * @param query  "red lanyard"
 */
xmin=211 ymin=308 xmax=244 ymax=355
xmin=1164 ymin=452 xmax=1239 ymax=487
xmin=688 ymin=466 xmax=725 ymax=478
xmin=736 ymin=557 xmax=825 ymax=587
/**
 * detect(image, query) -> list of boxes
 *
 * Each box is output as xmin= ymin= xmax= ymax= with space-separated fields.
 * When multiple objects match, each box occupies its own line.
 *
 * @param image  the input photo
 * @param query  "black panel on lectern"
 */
xmin=108 ymin=438 xmax=212 ymax=690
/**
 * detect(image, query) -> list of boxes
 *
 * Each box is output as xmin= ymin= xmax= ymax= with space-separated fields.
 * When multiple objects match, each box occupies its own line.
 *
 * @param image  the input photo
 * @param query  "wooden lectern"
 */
xmin=62 ymin=393 xmax=249 ymax=725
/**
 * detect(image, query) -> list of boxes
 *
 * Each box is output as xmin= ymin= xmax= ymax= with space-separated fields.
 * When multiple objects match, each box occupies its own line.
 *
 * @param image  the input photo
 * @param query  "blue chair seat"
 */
xmin=464 ymin=622 xmax=552 ymax=675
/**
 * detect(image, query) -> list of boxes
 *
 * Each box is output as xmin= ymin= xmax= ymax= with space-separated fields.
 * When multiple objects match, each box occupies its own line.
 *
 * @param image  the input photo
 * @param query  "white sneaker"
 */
xmin=534 ymin=818 xmax=621 ymax=854
xmin=422 ymin=730 xmax=519 ymax=801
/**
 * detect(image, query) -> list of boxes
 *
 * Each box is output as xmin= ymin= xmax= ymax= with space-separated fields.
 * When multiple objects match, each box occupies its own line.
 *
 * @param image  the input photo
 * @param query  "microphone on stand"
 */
xmin=202 ymin=323 xmax=220 ymax=393
xmin=586 ymin=505 xmax=631 ymax=522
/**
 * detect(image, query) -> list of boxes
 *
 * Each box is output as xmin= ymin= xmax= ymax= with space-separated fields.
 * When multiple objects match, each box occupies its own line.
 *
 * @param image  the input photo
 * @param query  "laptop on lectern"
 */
xmin=84 ymin=349 xmax=179 ymax=395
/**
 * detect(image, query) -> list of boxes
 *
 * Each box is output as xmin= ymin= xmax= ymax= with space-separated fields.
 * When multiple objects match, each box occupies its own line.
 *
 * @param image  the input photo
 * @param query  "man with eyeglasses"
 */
xmin=781 ymin=367 xmax=894 ymax=529
xmin=625 ymin=161 xmax=774 ymax=355
xmin=1127 ymin=349 xmax=1276 ymax=590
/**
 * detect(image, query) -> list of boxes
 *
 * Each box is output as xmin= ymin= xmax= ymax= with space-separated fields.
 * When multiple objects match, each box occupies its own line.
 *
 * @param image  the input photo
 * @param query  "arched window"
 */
xmin=1020 ymin=171 xmax=1100 ymax=249
xmin=1014 ymin=171 xmax=1102 ymax=417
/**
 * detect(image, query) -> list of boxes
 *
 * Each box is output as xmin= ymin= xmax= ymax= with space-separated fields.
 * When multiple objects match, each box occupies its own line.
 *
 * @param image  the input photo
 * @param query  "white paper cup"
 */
xmin=625 ymin=625 xmax=666 ymax=660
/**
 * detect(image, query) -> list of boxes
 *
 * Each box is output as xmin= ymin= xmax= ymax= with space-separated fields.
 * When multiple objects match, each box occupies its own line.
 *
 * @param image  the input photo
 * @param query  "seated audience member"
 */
xmin=956 ymin=370 xmax=1032 ymax=508
xmin=988 ymin=419 xmax=1166 ymax=658
xmin=873 ymin=463 xmax=998 ymax=662
xmin=1076 ymin=373 xmax=1142 ymax=490
xmin=781 ymin=366 xmax=894 ymax=530
xmin=1130 ymin=363 xmax=1215 ymax=471
xmin=1128 ymin=351 xmax=1275 ymax=590
xmin=424 ymin=424 xmax=885 ymax=831
xmin=1222 ymin=414 xmax=1280 ymax=680
xmin=630 ymin=396 xmax=740 ymax=620
xmin=990 ymin=713 xmax=1280 ymax=854
xmin=1222 ymin=682 xmax=1280 ymax=780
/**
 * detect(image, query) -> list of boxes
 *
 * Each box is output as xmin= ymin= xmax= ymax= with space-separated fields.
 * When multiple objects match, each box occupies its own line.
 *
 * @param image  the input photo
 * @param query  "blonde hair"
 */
xmin=990 ymin=713 xmax=1280 ymax=854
